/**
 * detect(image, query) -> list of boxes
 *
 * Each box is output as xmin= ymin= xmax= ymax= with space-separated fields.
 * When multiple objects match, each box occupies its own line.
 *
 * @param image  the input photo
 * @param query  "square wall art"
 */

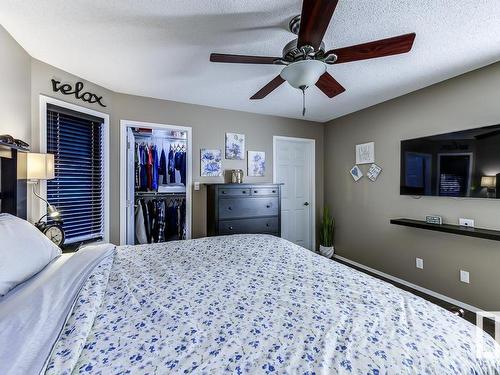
xmin=248 ymin=151 xmax=265 ymax=177
xmin=355 ymin=142 xmax=375 ymax=164
xmin=225 ymin=133 xmax=245 ymax=160
xmin=201 ymin=149 xmax=222 ymax=177
xmin=350 ymin=165 xmax=363 ymax=182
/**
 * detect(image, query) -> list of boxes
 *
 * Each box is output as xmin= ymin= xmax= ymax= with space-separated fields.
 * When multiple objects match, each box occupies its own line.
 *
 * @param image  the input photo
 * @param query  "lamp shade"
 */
xmin=481 ymin=176 xmax=496 ymax=188
xmin=27 ymin=153 xmax=55 ymax=180
xmin=280 ymin=60 xmax=326 ymax=89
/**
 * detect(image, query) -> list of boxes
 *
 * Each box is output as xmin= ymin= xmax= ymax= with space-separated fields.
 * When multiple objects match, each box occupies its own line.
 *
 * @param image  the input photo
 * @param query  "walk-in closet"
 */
xmin=123 ymin=124 xmax=191 ymax=245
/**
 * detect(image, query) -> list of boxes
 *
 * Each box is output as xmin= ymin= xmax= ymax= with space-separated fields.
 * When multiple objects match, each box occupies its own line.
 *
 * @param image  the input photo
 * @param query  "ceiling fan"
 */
xmin=210 ymin=0 xmax=416 ymax=116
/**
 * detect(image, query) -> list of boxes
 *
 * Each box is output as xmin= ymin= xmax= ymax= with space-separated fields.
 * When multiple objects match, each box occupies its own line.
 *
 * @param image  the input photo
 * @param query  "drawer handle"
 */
xmin=228 ymin=226 xmax=233 ymax=230
xmin=254 ymin=190 xmax=258 ymax=193
xmin=228 ymin=206 xmax=232 ymax=210
xmin=272 ymin=190 xmax=276 ymax=193
xmin=266 ymin=223 xmax=270 ymax=227
xmin=266 ymin=204 xmax=271 ymax=208
xmin=222 ymin=191 xmax=226 ymax=194
xmin=242 ymin=191 xmax=247 ymax=194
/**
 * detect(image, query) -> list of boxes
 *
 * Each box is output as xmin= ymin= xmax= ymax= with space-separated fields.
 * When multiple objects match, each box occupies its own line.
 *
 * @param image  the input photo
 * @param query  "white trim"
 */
xmin=39 ymin=95 xmax=110 ymax=243
xmin=334 ymin=254 xmax=482 ymax=313
xmin=273 ymin=135 xmax=316 ymax=251
xmin=119 ymin=120 xmax=193 ymax=245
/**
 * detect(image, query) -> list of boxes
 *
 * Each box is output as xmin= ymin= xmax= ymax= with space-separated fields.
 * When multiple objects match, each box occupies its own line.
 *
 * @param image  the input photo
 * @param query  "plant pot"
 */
xmin=319 ymin=245 xmax=334 ymax=258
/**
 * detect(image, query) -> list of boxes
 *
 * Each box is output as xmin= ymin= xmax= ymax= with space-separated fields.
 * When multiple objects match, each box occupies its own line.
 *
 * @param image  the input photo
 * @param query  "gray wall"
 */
xmin=22 ymin=53 xmax=325 ymax=244
xmin=0 ymin=26 xmax=31 ymax=142
xmin=325 ymin=62 xmax=500 ymax=310
xmin=113 ymin=94 xmax=324 ymax=239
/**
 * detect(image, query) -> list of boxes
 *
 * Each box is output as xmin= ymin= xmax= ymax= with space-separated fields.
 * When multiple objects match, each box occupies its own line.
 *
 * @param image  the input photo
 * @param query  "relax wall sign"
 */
xmin=51 ymin=79 xmax=107 ymax=107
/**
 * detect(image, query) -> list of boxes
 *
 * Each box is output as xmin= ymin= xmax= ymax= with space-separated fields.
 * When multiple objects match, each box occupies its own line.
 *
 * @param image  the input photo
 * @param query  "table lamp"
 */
xmin=481 ymin=176 xmax=496 ymax=198
xmin=27 ymin=153 xmax=61 ymax=220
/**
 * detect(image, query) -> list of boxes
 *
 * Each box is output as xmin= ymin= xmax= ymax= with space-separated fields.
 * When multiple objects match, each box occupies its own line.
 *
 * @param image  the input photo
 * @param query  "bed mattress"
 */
xmin=1 ymin=235 xmax=499 ymax=374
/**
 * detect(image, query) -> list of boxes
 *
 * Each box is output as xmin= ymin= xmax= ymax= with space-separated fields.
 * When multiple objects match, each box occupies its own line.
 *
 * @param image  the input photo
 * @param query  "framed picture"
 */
xmin=356 ymin=142 xmax=375 ymax=164
xmin=248 ymin=151 xmax=265 ymax=177
xmin=225 ymin=133 xmax=245 ymax=160
xmin=350 ymin=165 xmax=363 ymax=182
xmin=367 ymin=163 xmax=382 ymax=181
xmin=200 ymin=149 xmax=222 ymax=177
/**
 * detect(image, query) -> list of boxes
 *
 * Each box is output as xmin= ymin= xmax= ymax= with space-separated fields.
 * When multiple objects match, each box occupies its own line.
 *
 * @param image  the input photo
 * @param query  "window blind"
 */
xmin=46 ymin=104 xmax=105 ymax=244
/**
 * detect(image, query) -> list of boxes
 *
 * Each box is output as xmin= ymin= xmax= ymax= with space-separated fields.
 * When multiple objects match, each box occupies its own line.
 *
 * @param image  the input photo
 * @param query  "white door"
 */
xmin=126 ymin=127 xmax=135 ymax=244
xmin=274 ymin=137 xmax=315 ymax=250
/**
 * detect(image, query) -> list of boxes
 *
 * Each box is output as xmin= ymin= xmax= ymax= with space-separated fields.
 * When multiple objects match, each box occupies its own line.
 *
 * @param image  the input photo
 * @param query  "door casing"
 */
xmin=273 ymin=136 xmax=316 ymax=250
xmin=119 ymin=120 xmax=193 ymax=245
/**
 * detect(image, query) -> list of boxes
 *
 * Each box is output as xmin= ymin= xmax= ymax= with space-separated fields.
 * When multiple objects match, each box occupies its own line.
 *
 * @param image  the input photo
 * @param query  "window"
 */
xmin=46 ymin=104 xmax=105 ymax=244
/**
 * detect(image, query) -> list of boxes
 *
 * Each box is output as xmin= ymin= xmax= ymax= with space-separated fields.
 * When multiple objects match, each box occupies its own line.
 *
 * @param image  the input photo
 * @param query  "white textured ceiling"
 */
xmin=1 ymin=0 xmax=499 ymax=122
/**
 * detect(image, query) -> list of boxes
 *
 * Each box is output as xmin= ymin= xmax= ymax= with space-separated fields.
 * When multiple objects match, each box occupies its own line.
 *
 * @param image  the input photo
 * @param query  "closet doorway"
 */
xmin=119 ymin=120 xmax=192 ymax=245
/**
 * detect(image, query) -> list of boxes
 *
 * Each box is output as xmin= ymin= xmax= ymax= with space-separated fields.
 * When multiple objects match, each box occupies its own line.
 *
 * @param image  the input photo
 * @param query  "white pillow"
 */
xmin=0 ymin=213 xmax=62 ymax=296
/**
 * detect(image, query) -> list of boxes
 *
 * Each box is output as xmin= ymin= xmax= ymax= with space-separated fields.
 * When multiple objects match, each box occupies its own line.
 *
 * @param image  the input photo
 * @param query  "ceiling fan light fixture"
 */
xmin=280 ymin=60 xmax=326 ymax=90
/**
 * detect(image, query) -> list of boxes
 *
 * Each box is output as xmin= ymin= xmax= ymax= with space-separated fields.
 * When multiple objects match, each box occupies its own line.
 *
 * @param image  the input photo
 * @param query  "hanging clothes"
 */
xmin=147 ymin=199 xmax=157 ymax=243
xmin=168 ymin=148 xmax=175 ymax=184
xmin=179 ymin=151 xmax=186 ymax=185
xmin=140 ymin=199 xmax=151 ymax=243
xmin=180 ymin=199 xmax=186 ymax=239
xmin=157 ymin=199 xmax=166 ymax=243
xmin=166 ymin=201 xmax=178 ymax=239
xmin=134 ymin=195 xmax=186 ymax=244
xmin=146 ymin=146 xmax=153 ymax=190
xmin=167 ymin=149 xmax=185 ymax=186
xmin=159 ymin=149 xmax=168 ymax=185
xmin=135 ymin=202 xmax=148 ymax=245
xmin=134 ymin=143 xmax=140 ymax=189
xmin=139 ymin=145 xmax=148 ymax=191
xmin=151 ymin=145 xmax=159 ymax=191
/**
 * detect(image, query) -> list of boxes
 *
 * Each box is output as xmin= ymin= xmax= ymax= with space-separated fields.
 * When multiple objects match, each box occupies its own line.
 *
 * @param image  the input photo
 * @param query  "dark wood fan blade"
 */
xmin=210 ymin=53 xmax=280 ymax=65
xmin=329 ymin=33 xmax=416 ymax=64
xmin=250 ymin=76 xmax=285 ymax=100
xmin=297 ymin=0 xmax=339 ymax=50
xmin=315 ymin=72 xmax=345 ymax=98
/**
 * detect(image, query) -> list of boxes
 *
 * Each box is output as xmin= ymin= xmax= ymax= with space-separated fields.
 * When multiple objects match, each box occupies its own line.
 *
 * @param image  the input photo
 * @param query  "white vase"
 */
xmin=319 ymin=245 xmax=334 ymax=258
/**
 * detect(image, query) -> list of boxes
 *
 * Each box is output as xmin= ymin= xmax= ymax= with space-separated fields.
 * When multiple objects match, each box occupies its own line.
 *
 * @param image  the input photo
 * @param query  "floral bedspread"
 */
xmin=46 ymin=235 xmax=500 ymax=374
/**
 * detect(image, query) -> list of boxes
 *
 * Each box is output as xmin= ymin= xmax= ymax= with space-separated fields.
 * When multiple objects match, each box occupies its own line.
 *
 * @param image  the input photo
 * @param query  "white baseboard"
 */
xmin=334 ymin=254 xmax=481 ymax=313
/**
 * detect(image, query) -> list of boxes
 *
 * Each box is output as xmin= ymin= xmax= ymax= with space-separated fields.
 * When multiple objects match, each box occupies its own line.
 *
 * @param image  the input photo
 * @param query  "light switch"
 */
xmin=460 ymin=270 xmax=470 ymax=284
xmin=194 ymin=182 xmax=200 ymax=191
xmin=416 ymin=258 xmax=424 ymax=269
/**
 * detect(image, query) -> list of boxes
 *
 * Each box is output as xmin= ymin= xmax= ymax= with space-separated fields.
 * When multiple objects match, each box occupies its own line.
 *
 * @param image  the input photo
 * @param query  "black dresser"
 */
xmin=206 ymin=183 xmax=281 ymax=237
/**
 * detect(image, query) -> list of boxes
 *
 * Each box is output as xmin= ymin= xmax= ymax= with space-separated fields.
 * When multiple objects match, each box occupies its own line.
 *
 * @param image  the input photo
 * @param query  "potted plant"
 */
xmin=319 ymin=207 xmax=335 ymax=258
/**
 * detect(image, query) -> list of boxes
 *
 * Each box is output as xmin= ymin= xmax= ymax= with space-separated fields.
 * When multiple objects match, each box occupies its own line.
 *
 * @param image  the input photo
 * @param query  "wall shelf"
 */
xmin=390 ymin=218 xmax=500 ymax=242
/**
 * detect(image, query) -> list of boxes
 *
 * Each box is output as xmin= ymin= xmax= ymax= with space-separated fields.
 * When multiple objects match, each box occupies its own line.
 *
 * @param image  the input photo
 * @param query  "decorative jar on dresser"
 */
xmin=206 ymin=183 xmax=282 ymax=237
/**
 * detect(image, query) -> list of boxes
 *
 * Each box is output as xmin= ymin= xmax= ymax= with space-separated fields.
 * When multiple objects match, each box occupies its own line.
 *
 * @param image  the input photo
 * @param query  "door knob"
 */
xmin=304 ymin=202 xmax=309 ymax=206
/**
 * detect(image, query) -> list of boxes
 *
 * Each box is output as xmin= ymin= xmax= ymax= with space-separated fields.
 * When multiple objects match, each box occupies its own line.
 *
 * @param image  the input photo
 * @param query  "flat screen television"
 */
xmin=400 ymin=124 xmax=500 ymax=198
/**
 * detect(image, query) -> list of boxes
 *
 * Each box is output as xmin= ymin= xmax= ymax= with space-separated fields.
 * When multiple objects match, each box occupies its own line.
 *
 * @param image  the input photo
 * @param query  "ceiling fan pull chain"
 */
xmin=302 ymin=87 xmax=306 ymax=116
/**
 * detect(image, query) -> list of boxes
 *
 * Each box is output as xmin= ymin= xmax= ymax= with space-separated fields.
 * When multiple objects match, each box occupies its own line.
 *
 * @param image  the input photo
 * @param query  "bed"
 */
xmin=1 ymin=234 xmax=500 ymax=374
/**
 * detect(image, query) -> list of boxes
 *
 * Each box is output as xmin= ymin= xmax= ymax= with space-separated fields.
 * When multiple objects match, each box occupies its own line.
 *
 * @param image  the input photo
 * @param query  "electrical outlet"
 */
xmin=460 ymin=270 xmax=470 ymax=284
xmin=459 ymin=218 xmax=475 ymax=228
xmin=416 ymin=258 xmax=424 ymax=269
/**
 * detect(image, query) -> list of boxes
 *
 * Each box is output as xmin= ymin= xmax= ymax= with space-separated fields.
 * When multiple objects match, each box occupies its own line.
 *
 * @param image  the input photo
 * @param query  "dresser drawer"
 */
xmin=219 ymin=187 xmax=250 ymax=196
xmin=250 ymin=187 xmax=279 ymax=196
xmin=219 ymin=217 xmax=279 ymax=235
xmin=218 ymin=197 xmax=278 ymax=219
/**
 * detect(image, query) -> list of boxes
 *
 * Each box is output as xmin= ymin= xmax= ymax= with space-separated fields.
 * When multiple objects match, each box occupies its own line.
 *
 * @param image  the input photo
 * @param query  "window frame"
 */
xmin=39 ymin=95 xmax=110 ymax=244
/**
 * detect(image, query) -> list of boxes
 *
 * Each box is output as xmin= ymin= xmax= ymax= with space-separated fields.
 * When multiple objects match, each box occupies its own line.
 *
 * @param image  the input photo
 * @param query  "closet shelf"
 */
xmin=135 ymin=191 xmax=186 ymax=196
xmin=134 ymin=134 xmax=187 ymax=142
